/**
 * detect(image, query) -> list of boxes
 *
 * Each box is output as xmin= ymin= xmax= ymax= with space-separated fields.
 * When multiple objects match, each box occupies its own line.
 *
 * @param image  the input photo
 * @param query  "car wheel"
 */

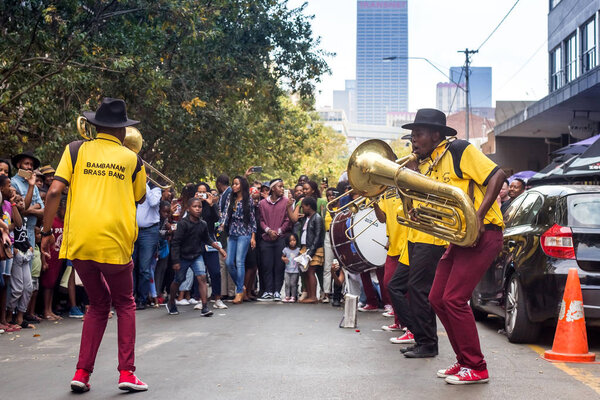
xmin=504 ymin=274 xmax=541 ymax=343
xmin=470 ymin=297 xmax=488 ymax=321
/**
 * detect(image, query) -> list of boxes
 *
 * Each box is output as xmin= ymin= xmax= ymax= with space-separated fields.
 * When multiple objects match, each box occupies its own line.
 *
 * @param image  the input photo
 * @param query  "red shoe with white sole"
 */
xmin=118 ymin=370 xmax=148 ymax=391
xmin=381 ymin=323 xmax=404 ymax=332
xmin=389 ymin=330 xmax=415 ymax=344
xmin=437 ymin=362 xmax=461 ymax=378
xmin=70 ymin=369 xmax=91 ymax=392
xmin=445 ymin=367 xmax=489 ymax=385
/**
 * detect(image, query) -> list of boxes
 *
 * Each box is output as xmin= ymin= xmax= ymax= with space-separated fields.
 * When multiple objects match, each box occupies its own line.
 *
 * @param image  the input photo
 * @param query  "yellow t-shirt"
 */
xmin=408 ymin=139 xmax=503 ymax=245
xmin=54 ymin=133 xmax=147 ymax=264
xmin=378 ymin=196 xmax=409 ymax=265
xmin=324 ymin=207 xmax=336 ymax=232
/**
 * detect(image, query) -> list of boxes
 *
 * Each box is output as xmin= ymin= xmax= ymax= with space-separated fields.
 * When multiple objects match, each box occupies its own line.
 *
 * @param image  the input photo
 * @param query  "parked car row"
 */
xmin=471 ymin=185 xmax=600 ymax=343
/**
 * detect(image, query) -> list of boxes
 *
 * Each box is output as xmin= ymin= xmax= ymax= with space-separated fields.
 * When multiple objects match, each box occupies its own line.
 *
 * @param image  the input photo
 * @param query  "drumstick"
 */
xmin=371 ymin=239 xmax=387 ymax=249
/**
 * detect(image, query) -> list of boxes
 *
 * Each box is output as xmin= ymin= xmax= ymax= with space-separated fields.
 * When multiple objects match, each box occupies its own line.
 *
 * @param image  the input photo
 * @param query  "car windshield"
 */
xmin=568 ymin=194 xmax=600 ymax=228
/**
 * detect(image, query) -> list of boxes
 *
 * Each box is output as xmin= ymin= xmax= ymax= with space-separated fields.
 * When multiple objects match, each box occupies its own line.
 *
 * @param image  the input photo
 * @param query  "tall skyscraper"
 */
xmin=356 ymin=0 xmax=408 ymax=125
xmin=449 ymin=66 xmax=492 ymax=108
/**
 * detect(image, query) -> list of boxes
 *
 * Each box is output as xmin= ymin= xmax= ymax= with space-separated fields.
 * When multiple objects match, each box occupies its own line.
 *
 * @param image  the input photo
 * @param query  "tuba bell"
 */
xmin=346 ymin=139 xmax=478 ymax=247
xmin=76 ymin=116 xmax=173 ymax=189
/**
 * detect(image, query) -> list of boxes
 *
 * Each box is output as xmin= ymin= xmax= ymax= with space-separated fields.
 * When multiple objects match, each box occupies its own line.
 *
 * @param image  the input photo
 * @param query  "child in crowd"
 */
xmin=330 ymin=259 xmax=345 ymax=307
xmin=25 ymin=226 xmax=45 ymax=323
xmin=0 ymin=177 xmax=17 ymax=331
xmin=167 ymin=198 xmax=226 ymax=316
xmin=6 ymin=193 xmax=34 ymax=328
xmin=41 ymin=196 xmax=67 ymax=320
xmin=153 ymin=201 xmax=173 ymax=304
xmin=281 ymin=233 xmax=300 ymax=303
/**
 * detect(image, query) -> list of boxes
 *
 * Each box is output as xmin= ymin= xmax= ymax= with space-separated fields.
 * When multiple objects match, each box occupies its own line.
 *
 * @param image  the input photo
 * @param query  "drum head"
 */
xmin=349 ymin=208 xmax=387 ymax=267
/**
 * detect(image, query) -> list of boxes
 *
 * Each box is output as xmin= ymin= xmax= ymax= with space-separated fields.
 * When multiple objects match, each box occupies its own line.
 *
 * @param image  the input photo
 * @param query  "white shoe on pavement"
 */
xmin=188 ymin=298 xmax=199 ymax=305
xmin=193 ymin=302 xmax=204 ymax=310
xmin=175 ymin=299 xmax=190 ymax=306
xmin=214 ymin=299 xmax=228 ymax=309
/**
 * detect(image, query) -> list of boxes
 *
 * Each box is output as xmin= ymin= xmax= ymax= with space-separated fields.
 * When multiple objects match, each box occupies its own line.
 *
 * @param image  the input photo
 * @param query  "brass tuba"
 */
xmin=346 ymin=139 xmax=478 ymax=247
xmin=76 ymin=116 xmax=174 ymax=189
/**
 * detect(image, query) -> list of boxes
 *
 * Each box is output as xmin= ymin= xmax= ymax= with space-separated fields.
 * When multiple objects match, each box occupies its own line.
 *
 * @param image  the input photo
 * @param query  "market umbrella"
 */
xmin=509 ymin=170 xmax=537 ymax=183
xmin=551 ymin=134 xmax=600 ymax=155
xmin=562 ymin=137 xmax=600 ymax=177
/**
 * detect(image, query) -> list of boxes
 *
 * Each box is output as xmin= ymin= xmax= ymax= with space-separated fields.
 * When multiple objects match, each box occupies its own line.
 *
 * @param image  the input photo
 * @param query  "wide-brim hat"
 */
xmin=402 ymin=108 xmax=457 ymax=136
xmin=83 ymin=97 xmax=139 ymax=128
xmin=11 ymin=151 xmax=41 ymax=170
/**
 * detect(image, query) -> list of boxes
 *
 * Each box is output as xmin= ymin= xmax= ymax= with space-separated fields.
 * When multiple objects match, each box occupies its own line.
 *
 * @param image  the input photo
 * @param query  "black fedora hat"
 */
xmin=11 ymin=151 xmax=41 ymax=170
xmin=402 ymin=108 xmax=457 ymax=136
xmin=83 ymin=97 xmax=139 ymax=128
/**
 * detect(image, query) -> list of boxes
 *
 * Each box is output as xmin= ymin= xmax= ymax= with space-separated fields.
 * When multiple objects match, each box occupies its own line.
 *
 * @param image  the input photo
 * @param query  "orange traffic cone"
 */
xmin=543 ymin=268 xmax=596 ymax=363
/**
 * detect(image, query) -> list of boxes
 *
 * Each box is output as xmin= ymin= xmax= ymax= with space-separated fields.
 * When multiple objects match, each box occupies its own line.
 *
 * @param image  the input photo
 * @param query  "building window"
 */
xmin=582 ymin=18 xmax=596 ymax=73
xmin=550 ymin=0 xmax=562 ymax=10
xmin=565 ymin=34 xmax=578 ymax=83
xmin=551 ymin=46 xmax=562 ymax=91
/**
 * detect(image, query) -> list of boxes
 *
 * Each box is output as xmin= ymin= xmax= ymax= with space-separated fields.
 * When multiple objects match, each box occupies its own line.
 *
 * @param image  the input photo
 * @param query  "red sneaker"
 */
xmin=118 ymin=370 xmax=148 ymax=392
xmin=358 ymin=304 xmax=379 ymax=312
xmin=389 ymin=330 xmax=415 ymax=344
xmin=70 ymin=369 xmax=91 ymax=392
xmin=381 ymin=323 xmax=403 ymax=332
xmin=437 ymin=362 xmax=461 ymax=378
xmin=445 ymin=367 xmax=489 ymax=385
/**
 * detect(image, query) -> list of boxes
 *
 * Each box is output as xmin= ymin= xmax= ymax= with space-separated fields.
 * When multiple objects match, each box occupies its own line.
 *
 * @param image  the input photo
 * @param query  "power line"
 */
xmin=449 ymin=67 xmax=465 ymax=112
xmin=477 ymin=0 xmax=522 ymax=51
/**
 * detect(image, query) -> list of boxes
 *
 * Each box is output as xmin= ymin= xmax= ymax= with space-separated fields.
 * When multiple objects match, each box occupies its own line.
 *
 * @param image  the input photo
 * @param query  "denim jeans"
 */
xmin=226 ymin=235 xmax=251 ymax=293
xmin=202 ymin=251 xmax=221 ymax=297
xmin=132 ymin=224 xmax=160 ymax=303
xmin=174 ymin=255 xmax=207 ymax=284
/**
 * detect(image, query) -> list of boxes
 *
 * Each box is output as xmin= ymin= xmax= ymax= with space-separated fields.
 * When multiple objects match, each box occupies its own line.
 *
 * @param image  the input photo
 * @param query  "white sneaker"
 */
xmin=193 ymin=302 xmax=203 ymax=310
xmin=188 ymin=298 xmax=199 ymax=305
xmin=214 ymin=299 xmax=228 ymax=309
xmin=175 ymin=299 xmax=190 ymax=306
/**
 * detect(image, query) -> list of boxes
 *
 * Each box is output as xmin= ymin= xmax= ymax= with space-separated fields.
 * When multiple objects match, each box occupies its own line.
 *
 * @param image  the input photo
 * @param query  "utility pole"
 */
xmin=458 ymin=48 xmax=478 ymax=141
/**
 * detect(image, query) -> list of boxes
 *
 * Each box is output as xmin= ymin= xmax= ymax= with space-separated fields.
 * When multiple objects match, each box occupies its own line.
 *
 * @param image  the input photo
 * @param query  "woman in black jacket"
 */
xmin=298 ymin=196 xmax=325 ymax=304
xmin=197 ymin=182 xmax=228 ymax=309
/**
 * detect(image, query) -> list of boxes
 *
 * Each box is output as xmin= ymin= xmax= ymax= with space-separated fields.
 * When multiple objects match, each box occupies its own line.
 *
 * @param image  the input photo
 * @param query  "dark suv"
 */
xmin=471 ymin=185 xmax=600 ymax=343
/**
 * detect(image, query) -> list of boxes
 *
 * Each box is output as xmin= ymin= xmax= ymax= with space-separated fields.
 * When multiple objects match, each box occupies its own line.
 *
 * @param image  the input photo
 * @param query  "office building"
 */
xmin=356 ymin=0 xmax=408 ymax=125
xmin=333 ymin=80 xmax=358 ymax=123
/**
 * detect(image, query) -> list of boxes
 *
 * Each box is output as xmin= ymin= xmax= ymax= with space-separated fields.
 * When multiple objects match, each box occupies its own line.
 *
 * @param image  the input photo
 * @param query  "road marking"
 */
xmin=137 ymin=331 xmax=209 ymax=355
xmin=528 ymin=344 xmax=600 ymax=395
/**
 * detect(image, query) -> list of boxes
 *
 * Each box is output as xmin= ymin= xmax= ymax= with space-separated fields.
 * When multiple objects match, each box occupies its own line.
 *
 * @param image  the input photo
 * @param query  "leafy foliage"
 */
xmin=0 ymin=0 xmax=342 ymax=189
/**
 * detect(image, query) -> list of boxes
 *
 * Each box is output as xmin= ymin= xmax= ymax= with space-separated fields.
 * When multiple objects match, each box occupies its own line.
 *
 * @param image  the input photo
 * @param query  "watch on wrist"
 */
xmin=41 ymin=229 xmax=53 ymax=237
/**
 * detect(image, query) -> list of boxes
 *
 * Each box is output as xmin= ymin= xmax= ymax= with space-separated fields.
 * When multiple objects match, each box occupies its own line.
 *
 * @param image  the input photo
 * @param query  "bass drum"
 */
xmin=330 ymin=208 xmax=387 ymax=274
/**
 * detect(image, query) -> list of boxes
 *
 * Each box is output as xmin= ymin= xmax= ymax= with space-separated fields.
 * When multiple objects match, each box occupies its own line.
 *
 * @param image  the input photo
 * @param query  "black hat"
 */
xmin=11 ymin=151 xmax=41 ymax=170
xmin=402 ymin=108 xmax=457 ymax=136
xmin=83 ymin=97 xmax=139 ymax=128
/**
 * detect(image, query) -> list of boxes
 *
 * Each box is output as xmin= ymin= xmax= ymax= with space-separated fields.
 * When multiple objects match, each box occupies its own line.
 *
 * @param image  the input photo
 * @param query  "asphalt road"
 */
xmin=1 ymin=302 xmax=599 ymax=399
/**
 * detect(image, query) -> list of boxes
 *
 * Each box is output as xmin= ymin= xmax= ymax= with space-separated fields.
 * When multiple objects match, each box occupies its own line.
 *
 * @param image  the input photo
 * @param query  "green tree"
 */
xmin=0 ymin=0 xmax=336 ymax=188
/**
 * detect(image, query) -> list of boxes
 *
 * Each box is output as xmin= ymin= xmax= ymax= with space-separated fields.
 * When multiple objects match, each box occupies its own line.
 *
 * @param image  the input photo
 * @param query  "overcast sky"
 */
xmin=287 ymin=0 xmax=549 ymax=112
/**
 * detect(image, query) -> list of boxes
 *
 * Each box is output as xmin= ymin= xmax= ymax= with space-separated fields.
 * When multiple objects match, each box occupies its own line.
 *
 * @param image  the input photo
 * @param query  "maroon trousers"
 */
xmin=428 ymin=230 xmax=502 ymax=371
xmin=383 ymin=255 xmax=400 ymax=325
xmin=360 ymin=266 xmax=388 ymax=307
xmin=72 ymin=259 xmax=136 ymax=373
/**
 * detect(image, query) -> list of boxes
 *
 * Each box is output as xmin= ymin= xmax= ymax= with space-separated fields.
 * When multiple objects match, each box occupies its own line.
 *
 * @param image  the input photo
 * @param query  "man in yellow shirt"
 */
xmin=404 ymin=109 xmax=505 ymax=384
xmin=374 ymin=194 xmax=409 ymax=331
xmin=41 ymin=98 xmax=149 ymax=393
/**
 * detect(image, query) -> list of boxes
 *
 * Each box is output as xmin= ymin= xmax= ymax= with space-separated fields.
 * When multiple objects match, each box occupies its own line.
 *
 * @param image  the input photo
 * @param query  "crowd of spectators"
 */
xmin=0 ymin=151 xmax=384 ymax=335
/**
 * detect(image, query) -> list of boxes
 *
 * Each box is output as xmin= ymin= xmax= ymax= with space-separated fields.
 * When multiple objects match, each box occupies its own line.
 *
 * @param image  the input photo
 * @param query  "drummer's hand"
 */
xmin=268 ymin=230 xmax=278 ymax=240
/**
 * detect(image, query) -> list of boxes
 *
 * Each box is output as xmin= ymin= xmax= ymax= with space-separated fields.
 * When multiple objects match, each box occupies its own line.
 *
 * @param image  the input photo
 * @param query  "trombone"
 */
xmin=76 ymin=116 xmax=174 ymax=189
